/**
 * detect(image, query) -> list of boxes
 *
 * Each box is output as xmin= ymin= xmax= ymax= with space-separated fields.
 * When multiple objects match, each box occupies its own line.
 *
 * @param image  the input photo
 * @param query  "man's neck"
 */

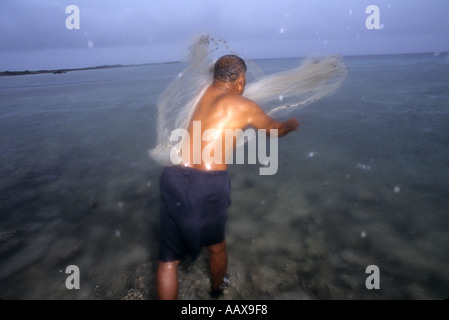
xmin=211 ymin=80 xmax=239 ymax=94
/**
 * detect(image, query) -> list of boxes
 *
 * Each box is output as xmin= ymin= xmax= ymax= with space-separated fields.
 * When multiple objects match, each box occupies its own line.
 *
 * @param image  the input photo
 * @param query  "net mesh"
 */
xmin=149 ymin=35 xmax=347 ymax=165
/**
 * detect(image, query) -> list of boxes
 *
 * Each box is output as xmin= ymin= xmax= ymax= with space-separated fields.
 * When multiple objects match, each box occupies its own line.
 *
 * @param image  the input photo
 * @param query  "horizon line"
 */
xmin=1 ymin=51 xmax=447 ymax=76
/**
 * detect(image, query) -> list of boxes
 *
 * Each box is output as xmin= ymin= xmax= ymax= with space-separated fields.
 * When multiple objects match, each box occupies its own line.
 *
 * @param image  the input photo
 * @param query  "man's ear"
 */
xmin=238 ymin=75 xmax=246 ymax=90
xmin=239 ymin=74 xmax=245 ymax=85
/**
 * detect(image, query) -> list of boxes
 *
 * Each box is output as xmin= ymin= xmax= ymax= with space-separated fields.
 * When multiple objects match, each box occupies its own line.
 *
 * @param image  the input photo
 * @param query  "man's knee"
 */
xmin=207 ymin=241 xmax=226 ymax=255
xmin=158 ymin=260 xmax=180 ymax=273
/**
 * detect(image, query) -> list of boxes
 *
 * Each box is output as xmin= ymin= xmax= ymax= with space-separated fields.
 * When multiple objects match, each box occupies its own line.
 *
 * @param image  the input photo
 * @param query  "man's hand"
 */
xmin=284 ymin=118 xmax=299 ymax=132
xmin=275 ymin=118 xmax=299 ymax=136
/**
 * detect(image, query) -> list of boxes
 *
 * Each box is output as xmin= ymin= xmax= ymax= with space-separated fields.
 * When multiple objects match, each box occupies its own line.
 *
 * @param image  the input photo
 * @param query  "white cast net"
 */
xmin=149 ymin=35 xmax=347 ymax=166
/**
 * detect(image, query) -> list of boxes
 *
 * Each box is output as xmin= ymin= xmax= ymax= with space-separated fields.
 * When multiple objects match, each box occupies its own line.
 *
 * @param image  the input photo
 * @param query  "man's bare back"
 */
xmin=182 ymin=72 xmax=299 ymax=171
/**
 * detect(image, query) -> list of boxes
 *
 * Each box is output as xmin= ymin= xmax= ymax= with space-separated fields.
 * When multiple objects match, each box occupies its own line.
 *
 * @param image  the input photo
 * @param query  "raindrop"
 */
xmin=394 ymin=185 xmax=400 ymax=193
xmin=279 ymin=95 xmax=284 ymax=102
xmin=308 ymin=151 xmax=315 ymax=158
xmin=356 ymin=163 xmax=371 ymax=170
xmin=279 ymin=28 xmax=285 ymax=34
xmin=117 ymin=201 xmax=124 ymax=208
xmin=361 ymin=231 xmax=367 ymax=238
xmin=115 ymin=230 xmax=121 ymax=238
xmin=87 ymin=40 xmax=94 ymax=49
xmin=349 ymin=9 xmax=352 ymax=15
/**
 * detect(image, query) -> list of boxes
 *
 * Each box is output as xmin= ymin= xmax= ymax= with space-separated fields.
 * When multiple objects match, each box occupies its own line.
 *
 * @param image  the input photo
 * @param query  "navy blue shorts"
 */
xmin=158 ymin=165 xmax=231 ymax=262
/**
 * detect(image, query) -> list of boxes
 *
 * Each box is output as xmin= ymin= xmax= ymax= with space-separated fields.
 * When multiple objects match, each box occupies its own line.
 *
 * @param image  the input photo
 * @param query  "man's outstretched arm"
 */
xmin=242 ymin=98 xmax=299 ymax=136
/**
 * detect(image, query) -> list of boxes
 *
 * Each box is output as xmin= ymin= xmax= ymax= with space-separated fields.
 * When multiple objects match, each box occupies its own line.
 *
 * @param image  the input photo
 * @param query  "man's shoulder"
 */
xmin=219 ymin=94 xmax=255 ymax=109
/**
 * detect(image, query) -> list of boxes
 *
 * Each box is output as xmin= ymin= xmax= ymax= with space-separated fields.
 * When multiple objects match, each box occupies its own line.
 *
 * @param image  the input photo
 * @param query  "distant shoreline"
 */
xmin=1 ymin=51 xmax=446 ymax=77
xmin=0 ymin=62 xmax=180 ymax=77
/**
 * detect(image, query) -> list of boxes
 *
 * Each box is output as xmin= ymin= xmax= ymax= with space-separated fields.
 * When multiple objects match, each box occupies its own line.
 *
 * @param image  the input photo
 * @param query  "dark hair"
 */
xmin=213 ymin=55 xmax=247 ymax=82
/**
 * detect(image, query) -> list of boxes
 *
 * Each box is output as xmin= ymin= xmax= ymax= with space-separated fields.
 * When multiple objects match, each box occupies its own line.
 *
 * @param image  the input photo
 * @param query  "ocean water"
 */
xmin=0 ymin=53 xmax=448 ymax=300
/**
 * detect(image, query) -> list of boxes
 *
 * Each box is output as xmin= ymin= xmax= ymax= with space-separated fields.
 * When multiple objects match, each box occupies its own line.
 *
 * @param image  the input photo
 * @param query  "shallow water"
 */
xmin=0 ymin=53 xmax=448 ymax=299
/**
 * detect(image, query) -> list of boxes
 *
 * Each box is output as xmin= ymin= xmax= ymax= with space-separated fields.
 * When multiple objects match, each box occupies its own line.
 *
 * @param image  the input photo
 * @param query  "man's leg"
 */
xmin=156 ymin=260 xmax=181 ymax=300
xmin=207 ymin=240 xmax=228 ymax=291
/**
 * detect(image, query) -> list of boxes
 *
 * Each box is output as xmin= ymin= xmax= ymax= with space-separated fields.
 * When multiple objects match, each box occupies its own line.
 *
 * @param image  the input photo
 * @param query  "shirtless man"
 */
xmin=156 ymin=55 xmax=299 ymax=300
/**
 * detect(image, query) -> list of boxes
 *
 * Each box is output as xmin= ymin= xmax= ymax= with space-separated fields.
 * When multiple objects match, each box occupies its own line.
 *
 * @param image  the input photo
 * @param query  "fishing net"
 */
xmin=149 ymin=35 xmax=347 ymax=165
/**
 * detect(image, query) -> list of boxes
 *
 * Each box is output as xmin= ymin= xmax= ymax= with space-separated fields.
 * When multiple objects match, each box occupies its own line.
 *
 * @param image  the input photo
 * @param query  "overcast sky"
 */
xmin=1 ymin=0 xmax=448 ymax=70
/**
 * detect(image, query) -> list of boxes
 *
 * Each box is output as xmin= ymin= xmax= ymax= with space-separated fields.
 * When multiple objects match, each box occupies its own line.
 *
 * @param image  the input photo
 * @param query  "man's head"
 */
xmin=213 ymin=55 xmax=247 ymax=93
